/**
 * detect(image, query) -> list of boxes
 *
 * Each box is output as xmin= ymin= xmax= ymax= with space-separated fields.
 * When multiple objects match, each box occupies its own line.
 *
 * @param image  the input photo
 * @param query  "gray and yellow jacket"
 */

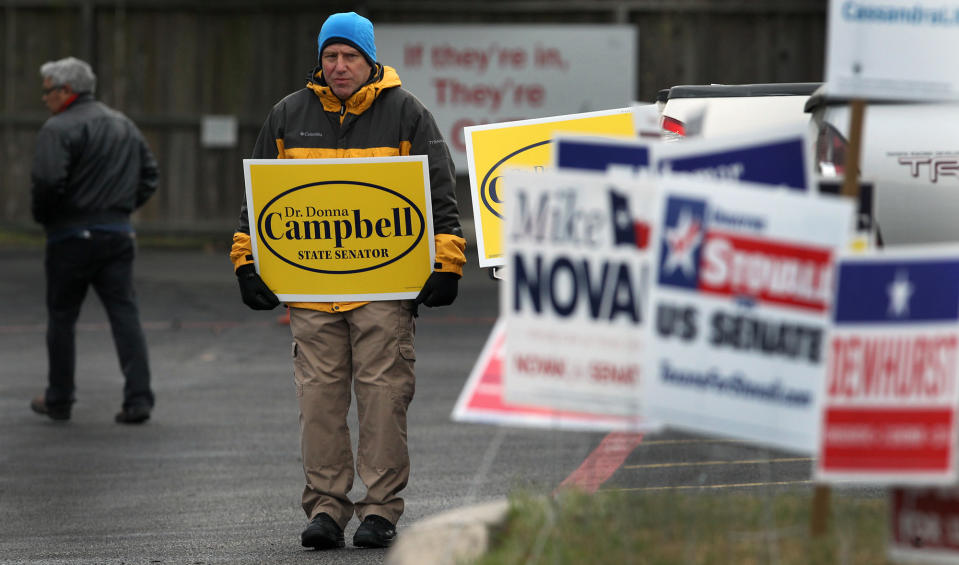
xmin=230 ymin=63 xmax=467 ymax=313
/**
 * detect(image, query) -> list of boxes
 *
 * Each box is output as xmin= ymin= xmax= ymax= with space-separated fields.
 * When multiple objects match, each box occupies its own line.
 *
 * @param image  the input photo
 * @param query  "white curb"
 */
xmin=386 ymin=499 xmax=510 ymax=565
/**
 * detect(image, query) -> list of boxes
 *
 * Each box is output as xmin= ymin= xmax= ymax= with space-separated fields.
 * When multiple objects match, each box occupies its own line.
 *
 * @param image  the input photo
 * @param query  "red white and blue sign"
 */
xmin=816 ymin=246 xmax=959 ymax=484
xmin=646 ymin=176 xmax=853 ymax=453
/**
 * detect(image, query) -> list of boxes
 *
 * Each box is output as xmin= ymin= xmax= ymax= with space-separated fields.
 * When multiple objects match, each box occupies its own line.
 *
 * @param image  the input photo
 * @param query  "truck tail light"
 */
xmin=815 ymin=123 xmax=847 ymax=177
xmin=661 ymin=115 xmax=686 ymax=142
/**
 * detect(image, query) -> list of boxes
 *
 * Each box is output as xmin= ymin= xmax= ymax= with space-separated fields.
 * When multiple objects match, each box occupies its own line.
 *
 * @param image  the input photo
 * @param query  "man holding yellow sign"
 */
xmin=229 ymin=11 xmax=466 ymax=550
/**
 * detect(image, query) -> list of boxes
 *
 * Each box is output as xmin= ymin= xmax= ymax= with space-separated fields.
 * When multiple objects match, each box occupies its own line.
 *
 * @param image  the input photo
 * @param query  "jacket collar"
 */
xmin=306 ymin=63 xmax=402 ymax=115
xmin=59 ymin=91 xmax=94 ymax=113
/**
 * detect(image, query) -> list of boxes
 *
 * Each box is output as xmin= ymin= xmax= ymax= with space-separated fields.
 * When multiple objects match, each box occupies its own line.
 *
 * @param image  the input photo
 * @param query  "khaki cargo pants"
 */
xmin=289 ymin=301 xmax=416 ymax=530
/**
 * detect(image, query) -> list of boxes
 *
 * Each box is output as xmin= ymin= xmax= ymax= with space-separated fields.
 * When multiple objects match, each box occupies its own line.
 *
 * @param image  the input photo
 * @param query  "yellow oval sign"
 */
xmin=480 ymin=140 xmax=551 ymax=219
xmin=256 ymin=181 xmax=425 ymax=274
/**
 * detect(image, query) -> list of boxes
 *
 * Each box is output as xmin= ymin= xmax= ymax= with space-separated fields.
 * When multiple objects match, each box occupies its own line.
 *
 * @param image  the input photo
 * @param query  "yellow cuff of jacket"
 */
xmin=230 ymin=232 xmax=254 ymax=271
xmin=434 ymin=233 xmax=467 ymax=277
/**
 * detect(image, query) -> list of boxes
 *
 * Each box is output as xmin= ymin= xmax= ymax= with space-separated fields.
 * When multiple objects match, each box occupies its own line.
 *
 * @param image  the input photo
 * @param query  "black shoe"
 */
xmin=353 ymin=515 xmax=396 ymax=548
xmin=301 ymin=512 xmax=345 ymax=550
xmin=115 ymin=405 xmax=151 ymax=424
xmin=30 ymin=396 xmax=71 ymax=421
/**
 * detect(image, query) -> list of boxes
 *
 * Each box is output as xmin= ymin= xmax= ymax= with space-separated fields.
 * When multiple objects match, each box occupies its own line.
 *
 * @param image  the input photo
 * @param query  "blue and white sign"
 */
xmin=501 ymin=168 xmax=655 ymax=417
xmin=656 ymin=124 xmax=815 ymax=192
xmin=552 ymin=133 xmax=654 ymax=175
xmin=825 ymin=0 xmax=959 ymax=101
xmin=645 ymin=175 xmax=854 ymax=453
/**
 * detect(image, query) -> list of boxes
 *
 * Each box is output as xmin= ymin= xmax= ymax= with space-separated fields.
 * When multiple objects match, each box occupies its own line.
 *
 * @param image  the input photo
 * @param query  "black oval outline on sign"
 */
xmin=257 ymin=180 xmax=426 ymax=275
xmin=480 ymin=139 xmax=550 ymax=220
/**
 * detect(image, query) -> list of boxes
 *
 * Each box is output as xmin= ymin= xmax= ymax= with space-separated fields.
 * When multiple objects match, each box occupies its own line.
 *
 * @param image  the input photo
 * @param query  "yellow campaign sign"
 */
xmin=464 ymin=108 xmax=635 ymax=268
xmin=243 ymin=157 xmax=435 ymax=301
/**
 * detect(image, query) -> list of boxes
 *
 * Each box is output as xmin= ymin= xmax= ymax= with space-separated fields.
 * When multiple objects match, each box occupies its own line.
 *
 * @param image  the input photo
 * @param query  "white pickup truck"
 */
xmin=659 ymin=83 xmax=820 ymax=141
xmin=804 ymin=88 xmax=959 ymax=246
xmin=659 ymin=82 xmax=959 ymax=246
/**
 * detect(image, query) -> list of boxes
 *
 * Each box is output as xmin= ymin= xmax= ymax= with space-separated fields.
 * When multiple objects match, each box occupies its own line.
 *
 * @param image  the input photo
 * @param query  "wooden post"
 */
xmin=840 ymin=99 xmax=866 ymax=199
xmin=810 ymin=485 xmax=831 ymax=536
xmin=812 ymin=97 xmax=867 ymax=538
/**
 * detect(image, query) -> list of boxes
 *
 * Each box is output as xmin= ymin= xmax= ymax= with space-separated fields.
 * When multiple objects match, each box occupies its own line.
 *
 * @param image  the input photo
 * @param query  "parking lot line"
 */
xmin=636 ymin=438 xmax=748 ymax=446
xmin=606 ymin=480 xmax=813 ymax=492
xmin=624 ymin=457 xmax=811 ymax=470
xmin=557 ymin=432 xmax=646 ymax=493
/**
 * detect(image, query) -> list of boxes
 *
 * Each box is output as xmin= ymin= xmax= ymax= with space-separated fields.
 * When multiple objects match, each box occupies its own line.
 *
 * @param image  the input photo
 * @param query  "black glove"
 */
xmin=414 ymin=271 xmax=460 ymax=308
xmin=236 ymin=264 xmax=280 ymax=310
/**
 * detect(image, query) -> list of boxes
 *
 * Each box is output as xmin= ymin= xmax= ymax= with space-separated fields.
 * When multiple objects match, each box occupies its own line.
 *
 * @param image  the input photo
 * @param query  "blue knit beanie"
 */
xmin=317 ymin=12 xmax=376 ymax=66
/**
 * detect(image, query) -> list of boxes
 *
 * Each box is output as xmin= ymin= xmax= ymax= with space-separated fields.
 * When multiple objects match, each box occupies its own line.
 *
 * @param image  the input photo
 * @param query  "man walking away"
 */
xmin=30 ymin=56 xmax=159 ymax=425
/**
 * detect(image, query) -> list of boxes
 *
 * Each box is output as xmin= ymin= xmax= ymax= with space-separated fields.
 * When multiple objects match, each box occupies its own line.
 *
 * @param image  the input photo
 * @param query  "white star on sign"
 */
xmin=662 ymin=208 xmax=702 ymax=278
xmin=887 ymin=269 xmax=914 ymax=318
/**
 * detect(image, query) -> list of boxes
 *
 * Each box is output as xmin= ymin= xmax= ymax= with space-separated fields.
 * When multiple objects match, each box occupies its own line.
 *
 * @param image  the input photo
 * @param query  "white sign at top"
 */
xmin=376 ymin=25 xmax=637 ymax=171
xmin=825 ymin=0 xmax=959 ymax=101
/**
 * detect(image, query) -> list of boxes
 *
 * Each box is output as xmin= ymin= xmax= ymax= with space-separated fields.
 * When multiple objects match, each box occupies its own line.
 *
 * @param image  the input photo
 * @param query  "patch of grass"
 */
xmin=0 ymin=229 xmax=44 ymax=248
xmin=475 ymin=488 xmax=890 ymax=565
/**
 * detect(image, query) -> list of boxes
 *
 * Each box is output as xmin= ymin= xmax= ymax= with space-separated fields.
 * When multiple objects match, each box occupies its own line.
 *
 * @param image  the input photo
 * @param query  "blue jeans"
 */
xmin=44 ymin=230 xmax=153 ymax=411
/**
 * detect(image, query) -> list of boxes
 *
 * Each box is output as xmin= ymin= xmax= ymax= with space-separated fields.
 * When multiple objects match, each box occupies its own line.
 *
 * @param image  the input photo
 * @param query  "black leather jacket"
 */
xmin=30 ymin=92 xmax=158 ymax=232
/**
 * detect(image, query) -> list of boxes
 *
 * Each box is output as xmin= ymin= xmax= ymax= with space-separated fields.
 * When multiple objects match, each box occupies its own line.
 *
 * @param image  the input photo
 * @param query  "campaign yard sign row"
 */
xmin=484 ymin=160 xmax=959 ymax=485
xmin=457 ymin=5 xmax=959 ymax=560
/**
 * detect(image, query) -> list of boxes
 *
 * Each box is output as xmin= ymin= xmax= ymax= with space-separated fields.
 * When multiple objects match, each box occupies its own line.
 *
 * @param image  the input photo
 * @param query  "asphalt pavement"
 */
xmin=0 ymin=240 xmax=852 ymax=564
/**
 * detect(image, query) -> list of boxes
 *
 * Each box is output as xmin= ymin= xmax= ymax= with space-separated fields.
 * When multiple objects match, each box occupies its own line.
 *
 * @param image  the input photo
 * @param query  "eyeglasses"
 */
xmin=41 ymin=85 xmax=63 ymax=96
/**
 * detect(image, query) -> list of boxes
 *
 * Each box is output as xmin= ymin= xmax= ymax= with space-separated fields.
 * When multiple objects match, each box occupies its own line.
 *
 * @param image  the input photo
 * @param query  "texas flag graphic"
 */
xmin=657 ymin=196 xmax=706 ymax=289
xmin=608 ymin=189 xmax=649 ymax=249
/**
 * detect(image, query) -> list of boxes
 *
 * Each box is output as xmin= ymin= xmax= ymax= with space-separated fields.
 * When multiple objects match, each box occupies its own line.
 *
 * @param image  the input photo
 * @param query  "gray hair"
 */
xmin=39 ymin=57 xmax=96 ymax=94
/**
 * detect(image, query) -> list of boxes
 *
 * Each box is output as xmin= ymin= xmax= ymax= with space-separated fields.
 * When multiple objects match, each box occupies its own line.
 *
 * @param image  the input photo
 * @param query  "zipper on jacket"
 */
xmin=339 ymin=104 xmax=346 ymax=124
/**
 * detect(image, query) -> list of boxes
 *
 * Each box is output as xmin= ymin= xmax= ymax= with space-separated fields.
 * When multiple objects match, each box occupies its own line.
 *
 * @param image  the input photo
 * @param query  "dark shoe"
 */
xmin=115 ymin=405 xmax=151 ymax=424
xmin=301 ymin=512 xmax=345 ymax=550
xmin=353 ymin=515 xmax=396 ymax=548
xmin=30 ymin=396 xmax=70 ymax=421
